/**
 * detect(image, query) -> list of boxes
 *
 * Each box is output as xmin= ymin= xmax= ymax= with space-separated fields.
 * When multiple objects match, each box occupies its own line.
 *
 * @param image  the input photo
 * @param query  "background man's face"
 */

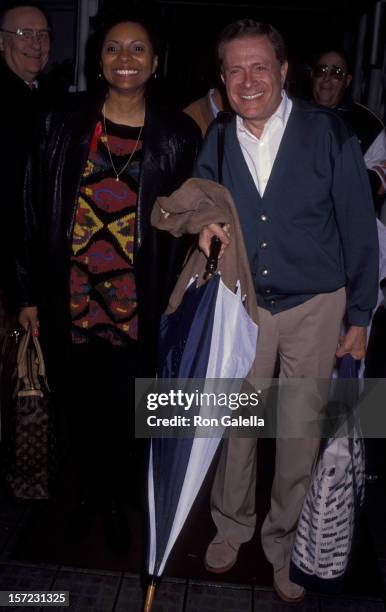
xmin=311 ymin=51 xmax=351 ymax=109
xmin=0 ymin=6 xmax=50 ymax=82
xmin=221 ymin=34 xmax=287 ymax=131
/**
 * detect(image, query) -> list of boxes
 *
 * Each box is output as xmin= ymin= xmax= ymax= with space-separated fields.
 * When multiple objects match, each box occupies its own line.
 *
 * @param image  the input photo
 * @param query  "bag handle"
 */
xmin=216 ymin=110 xmax=232 ymax=184
xmin=17 ymin=329 xmax=31 ymax=379
xmin=17 ymin=328 xmax=47 ymax=381
xmin=204 ymin=111 xmax=233 ymax=280
xmin=31 ymin=333 xmax=46 ymax=378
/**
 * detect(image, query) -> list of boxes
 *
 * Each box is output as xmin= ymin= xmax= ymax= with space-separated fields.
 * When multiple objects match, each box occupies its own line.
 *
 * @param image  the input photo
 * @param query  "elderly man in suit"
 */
xmin=0 ymin=1 xmax=50 ymax=318
xmin=195 ymin=19 xmax=378 ymax=603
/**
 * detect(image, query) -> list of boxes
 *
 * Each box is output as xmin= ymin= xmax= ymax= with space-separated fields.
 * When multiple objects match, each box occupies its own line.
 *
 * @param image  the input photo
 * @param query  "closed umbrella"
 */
xmin=144 ymin=244 xmax=258 ymax=610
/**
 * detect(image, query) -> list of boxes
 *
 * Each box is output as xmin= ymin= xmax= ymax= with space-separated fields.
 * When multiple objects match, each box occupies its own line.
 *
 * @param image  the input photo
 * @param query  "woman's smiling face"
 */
xmin=101 ymin=21 xmax=158 ymax=95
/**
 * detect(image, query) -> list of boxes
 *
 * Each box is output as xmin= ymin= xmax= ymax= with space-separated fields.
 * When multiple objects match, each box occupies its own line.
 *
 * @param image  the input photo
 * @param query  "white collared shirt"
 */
xmin=24 ymin=79 xmax=38 ymax=89
xmin=236 ymin=91 xmax=292 ymax=195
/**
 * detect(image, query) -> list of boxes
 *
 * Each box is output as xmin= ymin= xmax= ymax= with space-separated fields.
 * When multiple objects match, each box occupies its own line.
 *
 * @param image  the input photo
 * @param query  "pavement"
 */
xmin=0 ymin=476 xmax=386 ymax=611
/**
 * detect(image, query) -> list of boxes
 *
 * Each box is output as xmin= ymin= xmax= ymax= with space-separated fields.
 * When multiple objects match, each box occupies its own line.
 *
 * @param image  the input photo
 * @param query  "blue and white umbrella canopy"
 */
xmin=145 ymin=272 xmax=258 ymax=608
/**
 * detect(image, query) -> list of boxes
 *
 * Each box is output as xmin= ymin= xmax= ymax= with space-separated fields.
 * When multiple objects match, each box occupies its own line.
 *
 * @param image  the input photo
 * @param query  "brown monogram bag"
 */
xmin=2 ymin=328 xmax=56 ymax=499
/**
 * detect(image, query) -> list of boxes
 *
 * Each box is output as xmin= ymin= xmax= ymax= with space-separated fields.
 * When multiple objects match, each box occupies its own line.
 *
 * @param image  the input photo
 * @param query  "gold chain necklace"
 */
xmin=102 ymin=104 xmax=143 ymax=182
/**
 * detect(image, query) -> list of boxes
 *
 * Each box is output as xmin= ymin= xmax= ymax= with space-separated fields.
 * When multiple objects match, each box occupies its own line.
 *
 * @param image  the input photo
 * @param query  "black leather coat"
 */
xmin=16 ymin=92 xmax=201 ymax=378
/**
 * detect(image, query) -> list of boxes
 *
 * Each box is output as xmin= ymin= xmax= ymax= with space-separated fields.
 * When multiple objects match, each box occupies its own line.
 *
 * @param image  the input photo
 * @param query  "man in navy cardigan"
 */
xmin=195 ymin=19 xmax=378 ymax=603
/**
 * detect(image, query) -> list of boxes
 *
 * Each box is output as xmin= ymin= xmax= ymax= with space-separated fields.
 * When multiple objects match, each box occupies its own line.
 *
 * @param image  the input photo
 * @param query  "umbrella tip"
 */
xmin=143 ymin=582 xmax=156 ymax=612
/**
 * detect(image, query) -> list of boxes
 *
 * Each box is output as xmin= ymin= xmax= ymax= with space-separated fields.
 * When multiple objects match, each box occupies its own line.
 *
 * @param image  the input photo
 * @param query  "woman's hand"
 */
xmin=18 ymin=306 xmax=39 ymax=336
xmin=198 ymin=223 xmax=230 ymax=258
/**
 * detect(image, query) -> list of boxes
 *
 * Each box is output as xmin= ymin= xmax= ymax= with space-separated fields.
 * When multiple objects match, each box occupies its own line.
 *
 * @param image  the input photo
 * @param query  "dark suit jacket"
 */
xmin=0 ymin=62 xmax=38 ymax=297
xmin=0 ymin=60 xmax=58 ymax=303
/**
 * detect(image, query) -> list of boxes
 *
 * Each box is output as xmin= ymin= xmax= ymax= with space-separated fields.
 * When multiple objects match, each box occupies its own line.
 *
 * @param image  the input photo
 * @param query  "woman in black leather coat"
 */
xmin=17 ymin=13 xmax=201 ymax=548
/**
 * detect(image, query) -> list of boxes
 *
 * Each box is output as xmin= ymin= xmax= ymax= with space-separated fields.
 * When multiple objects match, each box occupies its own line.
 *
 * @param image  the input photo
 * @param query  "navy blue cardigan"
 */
xmin=194 ymin=99 xmax=378 ymax=326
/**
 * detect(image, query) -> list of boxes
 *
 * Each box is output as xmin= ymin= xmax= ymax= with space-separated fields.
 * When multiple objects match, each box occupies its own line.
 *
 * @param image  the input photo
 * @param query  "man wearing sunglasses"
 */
xmin=0 ymin=1 xmax=51 ymax=324
xmin=311 ymin=50 xmax=351 ymax=110
xmin=311 ymin=49 xmax=385 ymax=208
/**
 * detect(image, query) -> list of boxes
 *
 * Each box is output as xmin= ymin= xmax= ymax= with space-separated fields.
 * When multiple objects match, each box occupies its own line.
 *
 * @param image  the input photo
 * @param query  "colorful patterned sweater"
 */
xmin=69 ymin=117 xmax=142 ymax=346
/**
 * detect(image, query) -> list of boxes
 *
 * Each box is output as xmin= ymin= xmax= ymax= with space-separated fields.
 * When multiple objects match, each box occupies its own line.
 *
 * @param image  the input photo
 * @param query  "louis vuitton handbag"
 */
xmin=2 ymin=328 xmax=56 ymax=499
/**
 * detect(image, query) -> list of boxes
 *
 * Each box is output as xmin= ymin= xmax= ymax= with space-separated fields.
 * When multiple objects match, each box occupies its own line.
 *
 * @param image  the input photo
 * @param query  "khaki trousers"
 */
xmin=210 ymin=288 xmax=346 ymax=571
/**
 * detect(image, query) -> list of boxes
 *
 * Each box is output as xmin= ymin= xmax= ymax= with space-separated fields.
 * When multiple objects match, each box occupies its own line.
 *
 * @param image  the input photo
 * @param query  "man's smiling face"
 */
xmin=311 ymin=51 xmax=351 ymax=109
xmin=222 ymin=34 xmax=288 ymax=135
xmin=0 ymin=6 xmax=50 ymax=82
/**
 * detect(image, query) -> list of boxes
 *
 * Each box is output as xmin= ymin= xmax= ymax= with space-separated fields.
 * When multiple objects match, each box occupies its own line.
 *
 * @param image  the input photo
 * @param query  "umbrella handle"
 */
xmin=143 ymin=582 xmax=156 ymax=612
xmin=204 ymin=236 xmax=221 ymax=280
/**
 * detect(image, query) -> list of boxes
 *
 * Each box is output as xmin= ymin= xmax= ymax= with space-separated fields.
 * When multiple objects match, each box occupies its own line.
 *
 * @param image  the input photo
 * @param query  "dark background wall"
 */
xmin=2 ymin=0 xmax=384 ymax=116
xmin=151 ymin=0 xmax=380 ymax=105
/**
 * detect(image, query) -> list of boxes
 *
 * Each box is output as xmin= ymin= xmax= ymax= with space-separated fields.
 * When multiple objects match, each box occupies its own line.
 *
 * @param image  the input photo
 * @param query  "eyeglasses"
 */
xmin=312 ymin=64 xmax=346 ymax=81
xmin=0 ymin=28 xmax=51 ymax=43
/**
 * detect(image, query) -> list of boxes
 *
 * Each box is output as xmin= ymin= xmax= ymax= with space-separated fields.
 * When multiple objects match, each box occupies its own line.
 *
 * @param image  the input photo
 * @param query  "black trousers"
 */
xmin=68 ymin=337 xmax=137 ymax=501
